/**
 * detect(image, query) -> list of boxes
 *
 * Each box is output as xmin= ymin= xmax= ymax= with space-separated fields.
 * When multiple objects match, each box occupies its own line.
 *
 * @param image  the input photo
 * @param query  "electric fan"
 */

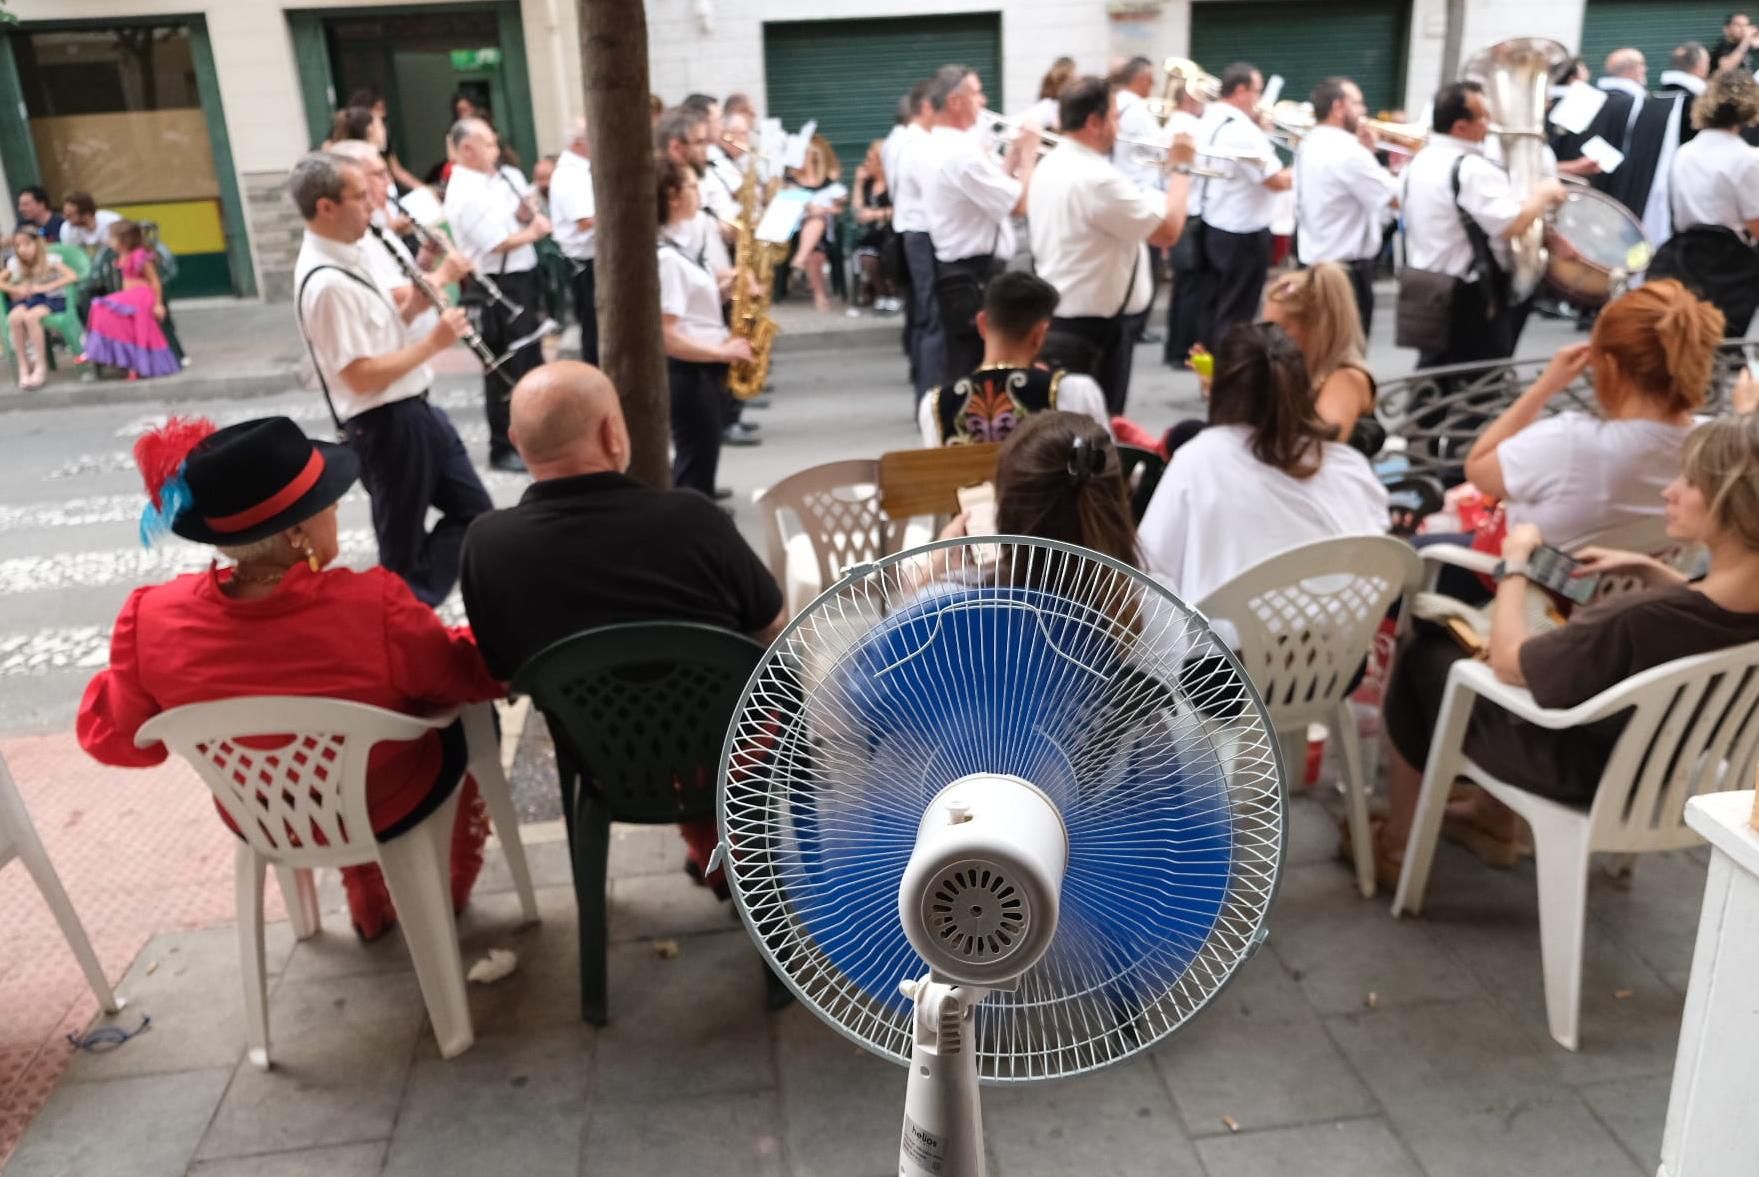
xmin=715 ymin=537 xmax=1286 ymax=1177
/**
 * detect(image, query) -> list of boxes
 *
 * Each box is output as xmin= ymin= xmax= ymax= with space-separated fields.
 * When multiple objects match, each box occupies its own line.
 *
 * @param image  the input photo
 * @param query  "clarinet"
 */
xmin=386 ymin=192 xmax=525 ymax=320
xmin=365 ymin=223 xmax=502 ymax=374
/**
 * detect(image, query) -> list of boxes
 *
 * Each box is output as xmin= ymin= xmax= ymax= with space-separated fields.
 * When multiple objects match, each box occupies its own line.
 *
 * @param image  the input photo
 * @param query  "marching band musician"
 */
xmin=1293 ymin=77 xmax=1399 ymax=333
xmin=921 ymin=63 xmax=1037 ymax=388
xmin=1168 ymin=62 xmax=1290 ymax=362
xmin=657 ymin=105 xmax=754 ymax=451
xmin=1111 ymin=57 xmax=1164 ymax=190
xmin=549 ymin=118 xmax=598 ymax=365
xmin=657 ymin=156 xmax=751 ymax=500
xmin=1655 ymin=70 xmax=1759 ymax=335
xmin=890 ymin=80 xmax=941 ymax=400
xmin=327 ymin=140 xmax=467 ymax=341
xmin=1029 ymin=75 xmax=1195 ymax=414
xmin=290 ymin=152 xmax=490 ymax=606
xmin=1399 ymin=81 xmax=1565 ymax=369
xmin=443 ymin=118 xmax=552 ymax=473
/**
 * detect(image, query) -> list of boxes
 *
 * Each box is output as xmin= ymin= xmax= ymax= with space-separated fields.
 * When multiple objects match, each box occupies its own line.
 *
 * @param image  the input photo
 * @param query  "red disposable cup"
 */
xmin=1303 ymin=725 xmax=1327 ymax=788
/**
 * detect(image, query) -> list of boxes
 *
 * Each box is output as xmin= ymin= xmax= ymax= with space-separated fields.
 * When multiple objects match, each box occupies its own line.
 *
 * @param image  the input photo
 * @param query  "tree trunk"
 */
xmin=580 ymin=0 xmax=669 ymax=488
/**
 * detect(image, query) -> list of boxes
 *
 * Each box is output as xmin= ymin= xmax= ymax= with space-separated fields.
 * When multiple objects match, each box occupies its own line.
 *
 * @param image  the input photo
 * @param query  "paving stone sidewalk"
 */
xmin=4 ymin=743 xmax=1704 ymax=1176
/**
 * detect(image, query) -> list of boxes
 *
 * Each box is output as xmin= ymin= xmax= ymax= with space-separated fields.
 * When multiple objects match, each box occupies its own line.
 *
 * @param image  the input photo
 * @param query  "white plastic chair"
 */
xmin=1197 ymin=536 xmax=1423 ymax=898
xmin=755 ymin=459 xmax=898 ymax=616
xmin=1391 ymin=643 xmax=1759 ymax=1050
xmin=137 ymin=698 xmax=538 ymax=1066
xmin=0 ymin=751 xmax=122 ymax=1015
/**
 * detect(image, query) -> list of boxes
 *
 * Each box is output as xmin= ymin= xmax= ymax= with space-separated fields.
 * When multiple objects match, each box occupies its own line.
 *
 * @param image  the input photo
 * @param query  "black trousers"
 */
xmin=1165 ymin=226 xmax=1205 ymax=363
xmin=1343 ymin=256 xmax=1377 ymax=337
xmin=1194 ymin=225 xmax=1272 ymax=350
xmin=1048 ymin=314 xmax=1132 ymax=415
xmin=901 ymin=231 xmax=944 ymax=399
xmin=933 ymin=253 xmax=1003 ymax=390
xmin=345 ymin=395 xmax=492 ymax=607
xmin=567 ymin=257 xmax=598 ymax=366
xmin=668 ymin=358 xmax=726 ymax=497
xmin=472 ymin=268 xmax=545 ymax=461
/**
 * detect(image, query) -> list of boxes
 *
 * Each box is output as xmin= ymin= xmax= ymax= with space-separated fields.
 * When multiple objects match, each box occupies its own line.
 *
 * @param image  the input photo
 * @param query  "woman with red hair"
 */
xmin=1463 ymin=280 xmax=1725 ymax=549
xmin=78 ymin=415 xmax=503 ymax=940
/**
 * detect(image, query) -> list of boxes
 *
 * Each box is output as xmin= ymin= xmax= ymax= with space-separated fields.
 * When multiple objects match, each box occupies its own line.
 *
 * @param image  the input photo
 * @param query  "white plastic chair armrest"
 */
xmin=1448 ymin=658 xmax=1642 ymax=731
xmin=1420 ymin=544 xmax=1498 ymax=576
xmin=134 ymin=701 xmax=462 ymax=750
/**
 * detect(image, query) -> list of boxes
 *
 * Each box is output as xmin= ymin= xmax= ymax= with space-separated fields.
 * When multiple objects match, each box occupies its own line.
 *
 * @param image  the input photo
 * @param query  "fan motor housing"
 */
xmin=901 ymin=774 xmax=1068 ymax=987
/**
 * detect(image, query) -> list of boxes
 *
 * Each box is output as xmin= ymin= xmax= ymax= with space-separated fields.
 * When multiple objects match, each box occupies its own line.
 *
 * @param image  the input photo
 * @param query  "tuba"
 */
xmin=725 ymin=149 xmax=785 ymax=400
xmin=1460 ymin=38 xmax=1569 ymax=302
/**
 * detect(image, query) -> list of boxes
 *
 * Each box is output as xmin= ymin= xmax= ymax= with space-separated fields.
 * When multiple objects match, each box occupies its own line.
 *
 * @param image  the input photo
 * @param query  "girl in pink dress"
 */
xmin=81 ymin=219 xmax=181 ymax=380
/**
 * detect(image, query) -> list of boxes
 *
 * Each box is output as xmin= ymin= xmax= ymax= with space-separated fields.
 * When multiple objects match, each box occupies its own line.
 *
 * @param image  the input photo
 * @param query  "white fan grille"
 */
xmin=720 ymin=538 xmax=1286 ymax=1082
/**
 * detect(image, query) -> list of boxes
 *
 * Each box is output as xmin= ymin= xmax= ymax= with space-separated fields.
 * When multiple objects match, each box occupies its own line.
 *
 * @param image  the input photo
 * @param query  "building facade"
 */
xmin=0 ymin=0 xmax=1728 ymax=302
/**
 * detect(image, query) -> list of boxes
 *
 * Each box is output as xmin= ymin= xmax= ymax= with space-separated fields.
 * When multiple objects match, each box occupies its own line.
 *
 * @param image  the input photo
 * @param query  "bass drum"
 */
xmin=1545 ymin=188 xmax=1653 ymax=306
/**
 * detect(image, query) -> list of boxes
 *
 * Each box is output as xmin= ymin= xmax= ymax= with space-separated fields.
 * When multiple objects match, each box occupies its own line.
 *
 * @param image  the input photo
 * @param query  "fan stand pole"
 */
xmin=899 ymin=976 xmax=989 ymax=1177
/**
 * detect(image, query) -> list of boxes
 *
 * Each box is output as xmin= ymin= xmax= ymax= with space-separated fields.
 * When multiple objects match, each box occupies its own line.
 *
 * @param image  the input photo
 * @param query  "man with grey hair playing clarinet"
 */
xmin=290 ymin=150 xmax=492 ymax=606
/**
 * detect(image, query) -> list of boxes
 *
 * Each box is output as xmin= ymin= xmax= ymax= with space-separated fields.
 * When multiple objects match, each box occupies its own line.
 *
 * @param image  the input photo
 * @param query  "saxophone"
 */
xmin=726 ymin=155 xmax=784 ymax=400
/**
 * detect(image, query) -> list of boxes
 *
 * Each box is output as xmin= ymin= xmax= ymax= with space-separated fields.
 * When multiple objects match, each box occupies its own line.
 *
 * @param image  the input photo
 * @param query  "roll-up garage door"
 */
xmin=1190 ymin=0 xmax=1409 ymax=116
xmin=764 ymin=14 xmax=1003 ymax=177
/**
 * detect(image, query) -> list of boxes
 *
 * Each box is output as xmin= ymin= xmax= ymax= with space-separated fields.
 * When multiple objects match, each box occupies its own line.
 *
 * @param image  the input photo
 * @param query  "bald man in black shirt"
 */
xmin=460 ymin=361 xmax=784 ymax=682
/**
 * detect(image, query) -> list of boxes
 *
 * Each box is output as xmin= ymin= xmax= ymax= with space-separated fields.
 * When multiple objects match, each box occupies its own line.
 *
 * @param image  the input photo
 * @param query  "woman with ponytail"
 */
xmin=1463 ymin=280 xmax=1724 ymax=549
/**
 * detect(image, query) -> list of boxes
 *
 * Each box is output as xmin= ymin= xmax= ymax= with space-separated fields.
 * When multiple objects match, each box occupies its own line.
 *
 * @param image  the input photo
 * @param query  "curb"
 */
xmin=0 ymin=368 xmax=303 ymax=414
xmin=0 ymin=324 xmax=900 ymax=414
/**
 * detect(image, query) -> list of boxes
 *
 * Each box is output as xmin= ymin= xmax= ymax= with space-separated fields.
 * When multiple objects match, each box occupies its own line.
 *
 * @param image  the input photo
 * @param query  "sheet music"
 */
xmin=395 ymin=185 xmax=445 ymax=228
xmin=1580 ymin=134 xmax=1625 ymax=174
xmin=1548 ymin=82 xmax=1607 ymax=135
xmin=755 ymin=188 xmax=809 ymax=244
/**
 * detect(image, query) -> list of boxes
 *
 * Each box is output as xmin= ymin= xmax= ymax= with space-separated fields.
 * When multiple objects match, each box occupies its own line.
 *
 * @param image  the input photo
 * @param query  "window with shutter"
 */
xmin=1190 ymin=0 xmax=1409 ymax=117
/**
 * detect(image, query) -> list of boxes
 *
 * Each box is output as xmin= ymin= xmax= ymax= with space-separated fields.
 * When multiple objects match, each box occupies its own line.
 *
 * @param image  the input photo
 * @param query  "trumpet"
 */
xmin=365 ymin=223 xmax=514 ymax=385
xmin=1160 ymin=57 xmax=1221 ymax=107
xmin=981 ymin=113 xmax=1245 ymax=178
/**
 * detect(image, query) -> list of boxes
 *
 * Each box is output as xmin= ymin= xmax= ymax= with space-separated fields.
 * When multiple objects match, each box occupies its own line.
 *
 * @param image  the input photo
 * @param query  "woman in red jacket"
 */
xmin=78 ymin=415 xmax=504 ymax=940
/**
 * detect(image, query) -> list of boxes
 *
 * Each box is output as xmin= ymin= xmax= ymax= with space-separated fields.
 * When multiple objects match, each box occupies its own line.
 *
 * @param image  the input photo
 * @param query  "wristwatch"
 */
xmin=1492 ymin=558 xmax=1529 ymax=582
xmin=1170 ymin=163 xmax=1194 ymax=176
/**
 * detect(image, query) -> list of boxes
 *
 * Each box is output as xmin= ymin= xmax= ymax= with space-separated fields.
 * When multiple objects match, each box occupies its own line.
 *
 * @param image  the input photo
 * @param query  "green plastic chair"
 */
xmin=511 ymin=621 xmax=790 ymax=1024
xmin=3 ymin=244 xmax=90 ymax=380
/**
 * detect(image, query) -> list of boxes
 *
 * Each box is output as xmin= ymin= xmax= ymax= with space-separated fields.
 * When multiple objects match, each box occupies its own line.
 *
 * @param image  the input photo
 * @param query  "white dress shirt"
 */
xmin=360 ymin=213 xmax=439 ymax=338
xmin=1294 ymin=124 xmax=1398 ymax=263
xmin=657 ymin=238 xmax=728 ymax=348
xmin=548 ymin=148 xmax=596 ymax=261
xmin=1400 ymin=135 xmax=1521 ymax=277
xmin=922 ymin=124 xmax=1022 ymax=262
xmin=1190 ymin=104 xmax=1284 ymax=233
xmin=1029 ymin=139 xmax=1164 ymax=317
xmin=889 ymin=124 xmax=933 ymax=235
xmin=443 ymin=162 xmax=537 ymax=274
xmin=1113 ymin=90 xmax=1164 ymax=189
xmin=294 ymin=230 xmax=431 ymax=421
xmin=882 ymin=123 xmax=911 ymax=189
xmin=916 ymin=371 xmax=1112 ymax=446
xmin=1670 ymin=129 xmax=1759 ymax=235
xmin=663 ymin=209 xmax=732 ymax=273
xmin=1139 ymin=425 xmax=1389 ymax=608
xmin=700 ymin=148 xmax=742 ymax=229
xmin=58 ymin=209 xmax=120 ymax=252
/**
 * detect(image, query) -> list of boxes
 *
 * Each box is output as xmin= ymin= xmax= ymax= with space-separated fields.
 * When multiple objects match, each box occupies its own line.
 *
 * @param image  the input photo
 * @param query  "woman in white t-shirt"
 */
xmin=657 ymin=157 xmax=751 ymax=499
xmin=1139 ymin=323 xmax=1389 ymax=606
xmin=1463 ymin=280 xmax=1723 ymax=551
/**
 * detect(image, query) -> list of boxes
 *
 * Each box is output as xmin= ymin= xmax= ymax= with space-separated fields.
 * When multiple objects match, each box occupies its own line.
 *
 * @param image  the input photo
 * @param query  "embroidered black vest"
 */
xmin=931 ymin=366 xmax=1063 ymax=445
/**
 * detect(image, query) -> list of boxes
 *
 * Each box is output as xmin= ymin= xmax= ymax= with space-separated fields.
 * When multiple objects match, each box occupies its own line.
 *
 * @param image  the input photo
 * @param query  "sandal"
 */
xmin=1335 ymin=812 xmax=1404 ymax=892
xmin=1440 ymin=814 xmax=1530 ymax=869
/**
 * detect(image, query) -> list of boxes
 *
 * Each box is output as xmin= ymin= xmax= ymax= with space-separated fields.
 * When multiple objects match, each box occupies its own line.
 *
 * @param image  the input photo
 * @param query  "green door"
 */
xmin=1190 ymin=0 xmax=1409 ymax=116
xmin=764 ymin=14 xmax=1002 ymax=176
xmin=1580 ymin=1 xmax=1732 ymax=78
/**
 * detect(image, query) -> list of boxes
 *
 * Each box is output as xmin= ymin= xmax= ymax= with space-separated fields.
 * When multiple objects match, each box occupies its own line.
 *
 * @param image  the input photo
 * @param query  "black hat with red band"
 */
xmin=134 ymin=416 xmax=359 ymax=547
